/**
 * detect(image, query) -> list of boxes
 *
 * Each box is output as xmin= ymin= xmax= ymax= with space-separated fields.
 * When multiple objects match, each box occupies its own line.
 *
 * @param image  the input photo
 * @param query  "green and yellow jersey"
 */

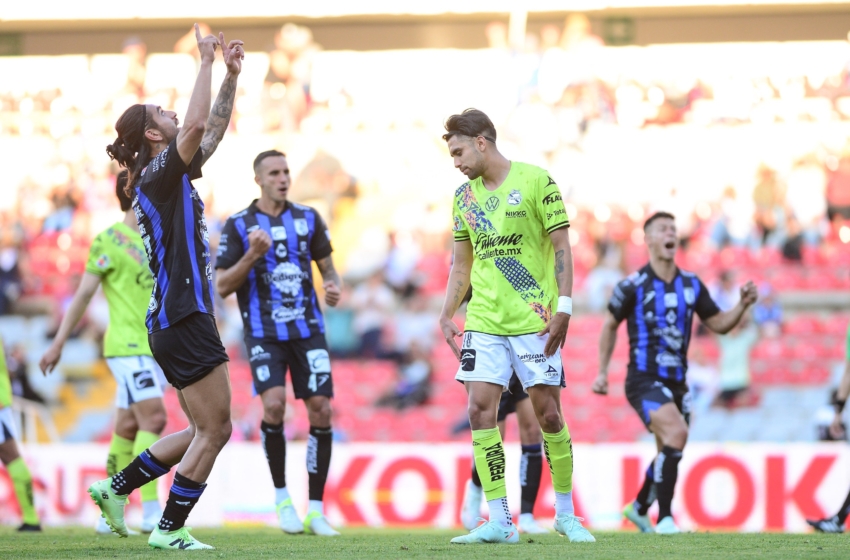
xmin=452 ymin=162 xmax=569 ymax=336
xmin=0 ymin=337 xmax=11 ymax=408
xmin=85 ymin=222 xmax=153 ymax=358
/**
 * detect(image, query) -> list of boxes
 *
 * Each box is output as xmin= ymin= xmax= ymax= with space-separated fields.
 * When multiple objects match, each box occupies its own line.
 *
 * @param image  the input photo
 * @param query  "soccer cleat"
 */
xmin=140 ymin=511 xmax=162 ymax=534
xmin=655 ymin=516 xmax=682 ymax=534
xmin=95 ymin=517 xmax=139 ymax=536
xmin=148 ymin=526 xmax=214 ymax=550
xmin=304 ymin=511 xmax=340 ymax=536
xmin=518 ymin=513 xmax=549 ymax=534
xmin=88 ymin=478 xmax=128 ymax=537
xmin=807 ymin=516 xmax=845 ymax=534
xmin=450 ymin=519 xmax=520 ymax=544
xmin=17 ymin=523 xmax=42 ymax=532
xmin=277 ymin=499 xmax=304 ymax=534
xmin=460 ymin=480 xmax=484 ymax=531
xmin=623 ymin=502 xmax=654 ymax=533
xmin=554 ymin=514 xmax=596 ymax=542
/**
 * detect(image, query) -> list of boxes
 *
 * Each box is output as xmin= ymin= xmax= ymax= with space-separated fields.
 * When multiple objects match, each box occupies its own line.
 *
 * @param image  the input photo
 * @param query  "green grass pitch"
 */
xmin=0 ymin=527 xmax=844 ymax=559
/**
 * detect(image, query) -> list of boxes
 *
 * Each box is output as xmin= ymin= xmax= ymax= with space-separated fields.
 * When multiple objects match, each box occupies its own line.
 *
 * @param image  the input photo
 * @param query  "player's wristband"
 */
xmin=836 ymin=399 xmax=847 ymax=414
xmin=557 ymin=296 xmax=573 ymax=315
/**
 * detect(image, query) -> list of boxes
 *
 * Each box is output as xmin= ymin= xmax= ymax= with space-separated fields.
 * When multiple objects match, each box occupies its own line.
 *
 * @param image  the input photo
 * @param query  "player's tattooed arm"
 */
xmin=200 ymin=72 xmax=237 ymax=165
xmin=549 ymin=228 xmax=573 ymax=298
xmin=316 ymin=255 xmax=342 ymax=288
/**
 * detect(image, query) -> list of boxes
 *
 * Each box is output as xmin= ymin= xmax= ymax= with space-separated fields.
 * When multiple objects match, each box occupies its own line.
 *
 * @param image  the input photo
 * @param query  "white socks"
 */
xmin=275 ymin=486 xmax=291 ymax=506
xmin=487 ymin=497 xmax=513 ymax=527
xmin=555 ymin=491 xmax=575 ymax=516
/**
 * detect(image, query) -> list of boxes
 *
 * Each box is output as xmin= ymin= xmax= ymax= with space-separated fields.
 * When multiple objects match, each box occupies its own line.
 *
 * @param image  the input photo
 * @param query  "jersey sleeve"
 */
xmin=85 ymin=232 xmax=113 ymax=277
xmin=139 ymin=139 xmax=204 ymax=201
xmin=310 ymin=211 xmax=333 ymax=261
xmin=214 ymin=217 xmax=244 ymax=270
xmin=536 ymin=172 xmax=570 ymax=233
xmin=695 ymin=278 xmax=721 ymax=320
xmin=608 ymin=276 xmax=637 ymax=323
xmin=452 ymin=196 xmax=470 ymax=242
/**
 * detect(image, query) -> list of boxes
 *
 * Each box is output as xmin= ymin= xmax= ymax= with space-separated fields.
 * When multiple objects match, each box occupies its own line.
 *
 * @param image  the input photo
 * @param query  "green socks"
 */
xmin=133 ymin=430 xmax=161 ymax=504
xmin=107 ymin=433 xmax=134 ymax=477
xmin=542 ymin=425 xmax=574 ymax=494
xmin=8 ymin=457 xmax=39 ymax=525
xmin=471 ymin=428 xmax=507 ymax=501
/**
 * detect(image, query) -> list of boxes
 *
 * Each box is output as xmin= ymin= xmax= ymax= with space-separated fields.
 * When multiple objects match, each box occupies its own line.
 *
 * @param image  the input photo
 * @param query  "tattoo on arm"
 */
xmin=200 ymin=73 xmax=237 ymax=165
xmin=316 ymin=255 xmax=341 ymax=286
xmin=555 ymin=249 xmax=565 ymax=274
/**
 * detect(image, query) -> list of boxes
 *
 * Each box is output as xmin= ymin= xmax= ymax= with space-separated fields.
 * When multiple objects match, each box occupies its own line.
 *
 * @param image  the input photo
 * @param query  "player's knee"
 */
xmin=141 ymin=410 xmax=167 ymax=435
xmin=538 ymin=409 xmax=563 ymax=433
xmin=467 ymin=401 xmax=496 ymax=429
xmin=309 ymin=399 xmax=332 ymax=426
xmin=213 ymin=419 xmax=233 ymax=448
xmin=263 ymin=400 xmax=286 ymax=423
xmin=662 ymin=424 xmax=688 ymax=449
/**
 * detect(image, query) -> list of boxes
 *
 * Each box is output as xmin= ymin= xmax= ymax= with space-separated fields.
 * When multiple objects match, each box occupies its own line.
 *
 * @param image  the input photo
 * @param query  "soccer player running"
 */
xmin=0 ymin=336 xmax=41 ymax=532
xmin=593 ymin=212 xmax=757 ymax=534
xmin=439 ymin=108 xmax=594 ymax=544
xmin=40 ymin=171 xmax=167 ymax=534
xmin=460 ymin=373 xmax=548 ymax=534
xmin=87 ymin=25 xmax=244 ymax=550
xmin=807 ymin=323 xmax=850 ymax=533
xmin=215 ymin=150 xmax=342 ymax=536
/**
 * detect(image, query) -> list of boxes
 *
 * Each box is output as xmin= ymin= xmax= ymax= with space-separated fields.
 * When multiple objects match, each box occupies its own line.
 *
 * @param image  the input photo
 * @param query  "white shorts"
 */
xmin=0 ymin=407 xmax=18 ymax=444
xmin=106 ymin=356 xmax=165 ymax=410
xmin=455 ymin=332 xmax=565 ymax=391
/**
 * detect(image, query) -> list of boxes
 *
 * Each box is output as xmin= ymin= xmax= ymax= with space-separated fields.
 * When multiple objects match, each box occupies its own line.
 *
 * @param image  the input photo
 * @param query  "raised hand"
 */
xmin=219 ymin=32 xmax=245 ymax=75
xmin=195 ymin=23 xmax=219 ymax=63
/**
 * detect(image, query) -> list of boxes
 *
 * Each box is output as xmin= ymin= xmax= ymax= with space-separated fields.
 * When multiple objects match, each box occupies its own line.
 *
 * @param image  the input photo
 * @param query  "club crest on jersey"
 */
xmin=507 ymin=190 xmax=522 ymax=206
xmin=684 ymin=287 xmax=695 ymax=304
xmin=294 ymin=219 xmax=309 ymax=237
xmin=96 ymin=255 xmax=110 ymax=269
xmin=485 ymin=196 xmax=500 ymax=212
xmin=276 ymin=243 xmax=288 ymax=258
xmin=271 ymin=226 xmax=287 ymax=240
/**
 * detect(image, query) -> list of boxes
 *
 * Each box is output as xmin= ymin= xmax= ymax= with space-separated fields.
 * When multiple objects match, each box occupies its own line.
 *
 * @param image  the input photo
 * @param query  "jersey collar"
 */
xmin=248 ymin=198 xmax=289 ymax=218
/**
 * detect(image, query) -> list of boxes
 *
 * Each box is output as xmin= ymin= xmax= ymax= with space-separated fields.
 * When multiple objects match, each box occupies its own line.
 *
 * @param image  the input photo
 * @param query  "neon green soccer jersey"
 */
xmin=0 ymin=336 xmax=11 ymax=408
xmin=85 ymin=222 xmax=154 ymax=358
xmin=452 ymin=162 xmax=570 ymax=336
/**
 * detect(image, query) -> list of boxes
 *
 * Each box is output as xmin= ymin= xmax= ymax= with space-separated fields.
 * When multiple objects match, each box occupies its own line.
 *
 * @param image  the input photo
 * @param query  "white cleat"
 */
xmin=460 ymin=480 xmax=484 ymax=531
xmin=554 ymin=514 xmax=596 ymax=543
xmin=518 ymin=513 xmax=549 ymax=534
xmin=304 ymin=511 xmax=340 ymax=536
xmin=655 ymin=516 xmax=682 ymax=534
xmin=277 ymin=499 xmax=304 ymax=534
xmin=451 ymin=519 xmax=520 ymax=544
xmin=623 ymin=502 xmax=653 ymax=533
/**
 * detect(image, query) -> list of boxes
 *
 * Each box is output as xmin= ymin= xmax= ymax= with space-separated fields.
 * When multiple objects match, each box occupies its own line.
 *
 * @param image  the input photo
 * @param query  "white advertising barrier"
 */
xmin=1 ymin=443 xmax=849 ymax=532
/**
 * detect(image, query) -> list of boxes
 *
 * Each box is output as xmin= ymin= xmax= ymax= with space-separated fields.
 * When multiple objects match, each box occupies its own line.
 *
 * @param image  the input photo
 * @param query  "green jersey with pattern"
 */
xmin=0 ymin=336 xmax=10 ymax=408
xmin=85 ymin=222 xmax=153 ymax=358
xmin=452 ymin=162 xmax=569 ymax=336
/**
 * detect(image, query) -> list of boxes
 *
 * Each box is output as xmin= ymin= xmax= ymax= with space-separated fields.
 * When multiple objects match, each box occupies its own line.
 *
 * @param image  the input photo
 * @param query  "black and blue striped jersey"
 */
xmin=133 ymin=140 xmax=214 ymax=334
xmin=608 ymin=264 xmax=720 ymax=384
xmin=215 ymin=200 xmax=333 ymax=342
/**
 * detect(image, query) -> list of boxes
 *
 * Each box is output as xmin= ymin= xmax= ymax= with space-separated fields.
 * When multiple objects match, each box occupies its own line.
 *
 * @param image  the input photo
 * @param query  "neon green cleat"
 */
xmin=623 ymin=502 xmax=654 ymax=533
xmin=148 ymin=526 xmax=214 ymax=550
xmin=88 ymin=478 xmax=128 ymax=537
xmin=450 ymin=520 xmax=520 ymax=544
xmin=554 ymin=514 xmax=596 ymax=542
xmin=304 ymin=510 xmax=340 ymax=536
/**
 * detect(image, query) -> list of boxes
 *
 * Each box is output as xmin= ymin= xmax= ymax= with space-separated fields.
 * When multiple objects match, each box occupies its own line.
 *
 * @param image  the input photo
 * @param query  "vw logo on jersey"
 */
xmin=276 ymin=243 xmax=288 ymax=258
xmin=294 ymin=219 xmax=309 ymax=237
xmin=507 ymin=189 xmax=522 ymax=206
xmin=485 ymin=196 xmax=500 ymax=212
xmin=271 ymin=226 xmax=287 ymax=240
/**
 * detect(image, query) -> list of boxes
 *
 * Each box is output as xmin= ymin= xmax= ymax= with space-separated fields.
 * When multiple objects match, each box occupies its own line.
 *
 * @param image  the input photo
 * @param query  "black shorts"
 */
xmin=497 ymin=374 xmax=529 ymax=421
xmin=149 ymin=312 xmax=229 ymax=390
xmin=245 ymin=334 xmax=334 ymax=400
xmin=625 ymin=375 xmax=691 ymax=430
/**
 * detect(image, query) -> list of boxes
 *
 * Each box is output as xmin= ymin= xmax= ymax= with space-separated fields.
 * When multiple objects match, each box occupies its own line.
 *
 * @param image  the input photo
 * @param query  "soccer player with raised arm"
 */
xmin=215 ymin=150 xmax=342 ymax=537
xmin=439 ymin=109 xmax=594 ymax=544
xmin=460 ymin=373 xmax=548 ymax=534
xmin=593 ymin=211 xmax=757 ymax=534
xmin=87 ymin=25 xmax=244 ymax=550
xmin=807 ymin=322 xmax=850 ymax=533
xmin=40 ymin=171 xmax=167 ymax=534
xmin=0 ymin=336 xmax=41 ymax=532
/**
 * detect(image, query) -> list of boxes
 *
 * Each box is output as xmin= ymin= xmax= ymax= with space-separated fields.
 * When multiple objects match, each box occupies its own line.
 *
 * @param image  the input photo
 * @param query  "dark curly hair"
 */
xmin=105 ymin=104 xmax=150 ymax=197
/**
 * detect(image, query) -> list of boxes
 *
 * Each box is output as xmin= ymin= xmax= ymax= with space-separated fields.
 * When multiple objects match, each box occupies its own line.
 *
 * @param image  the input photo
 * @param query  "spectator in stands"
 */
xmin=816 ymin=389 xmax=847 ymax=441
xmin=752 ymin=283 xmax=783 ymax=338
xmin=7 ymin=344 xmax=43 ymax=404
xmin=584 ymin=246 xmax=625 ymax=312
xmin=826 ymin=149 xmax=850 ymax=222
xmin=710 ymin=270 xmax=739 ymax=311
xmin=785 ymin=154 xmax=827 ymax=245
xmin=122 ymin=36 xmax=147 ymax=98
xmin=375 ymin=341 xmax=432 ymax=411
xmin=42 ymin=184 xmax=80 ymax=233
xmin=686 ymin=345 xmax=718 ymax=417
xmin=781 ymin=215 xmax=804 ymax=261
xmin=710 ymin=186 xmax=755 ymax=249
xmin=714 ymin=314 xmax=759 ymax=409
xmin=385 ymin=230 xmax=422 ymax=298
xmin=0 ymin=217 xmax=23 ymax=316
xmin=752 ymin=165 xmax=785 ymax=246
xmin=350 ymin=270 xmax=396 ymax=358
xmin=264 ymin=23 xmax=316 ymax=132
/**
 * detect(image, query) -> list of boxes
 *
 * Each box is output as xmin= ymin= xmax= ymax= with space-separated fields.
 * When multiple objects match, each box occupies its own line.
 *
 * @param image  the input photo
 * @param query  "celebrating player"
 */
xmin=439 ymin=109 xmax=594 ymax=544
xmin=460 ymin=373 xmax=548 ymax=534
xmin=88 ymin=24 xmax=243 ymax=550
xmin=40 ymin=171 xmax=167 ymax=534
xmin=0 ymin=337 xmax=41 ymax=532
xmin=593 ymin=211 xmax=757 ymax=534
xmin=806 ymin=322 xmax=850 ymax=533
xmin=215 ymin=150 xmax=342 ymax=536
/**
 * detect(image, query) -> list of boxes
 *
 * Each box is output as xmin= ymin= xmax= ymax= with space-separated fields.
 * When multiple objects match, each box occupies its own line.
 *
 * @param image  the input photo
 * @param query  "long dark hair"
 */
xmin=106 ymin=104 xmax=150 ymax=197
